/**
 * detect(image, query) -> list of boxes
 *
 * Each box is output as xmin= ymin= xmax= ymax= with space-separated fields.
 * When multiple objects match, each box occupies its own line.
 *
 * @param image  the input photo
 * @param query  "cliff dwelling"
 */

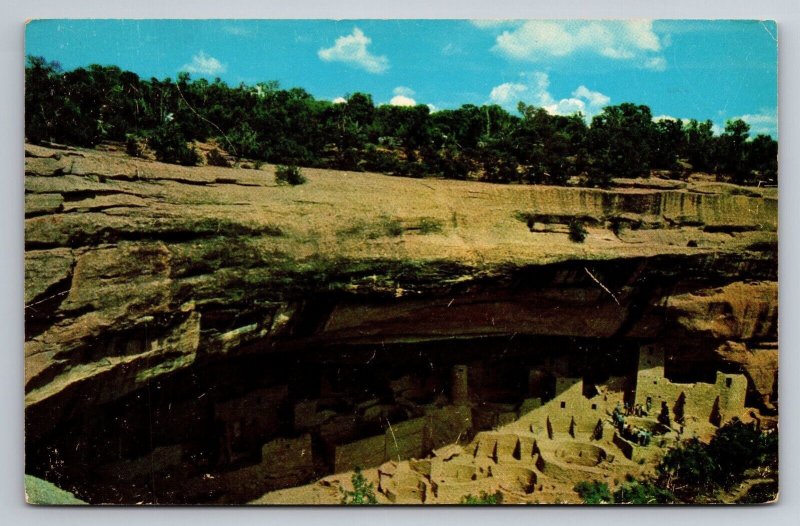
xmin=23 ymin=144 xmax=778 ymax=504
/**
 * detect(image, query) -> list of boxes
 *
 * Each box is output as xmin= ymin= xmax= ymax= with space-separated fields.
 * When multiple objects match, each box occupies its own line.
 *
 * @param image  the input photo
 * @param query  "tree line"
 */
xmin=25 ymin=56 xmax=778 ymax=186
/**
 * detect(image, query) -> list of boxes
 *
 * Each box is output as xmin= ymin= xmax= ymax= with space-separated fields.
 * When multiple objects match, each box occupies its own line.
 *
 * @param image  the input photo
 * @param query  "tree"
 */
xmin=718 ymin=118 xmax=750 ymax=182
xmin=651 ymin=118 xmax=685 ymax=172
xmin=746 ymin=134 xmax=778 ymax=185
xmin=683 ymin=119 xmax=717 ymax=172
xmin=25 ymin=56 xmax=63 ymax=143
xmin=589 ymin=103 xmax=656 ymax=179
xmin=514 ymin=103 xmax=587 ymax=184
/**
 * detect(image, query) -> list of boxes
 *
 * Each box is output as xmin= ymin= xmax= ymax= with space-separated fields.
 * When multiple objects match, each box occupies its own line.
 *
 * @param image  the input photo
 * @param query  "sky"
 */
xmin=25 ymin=19 xmax=779 ymax=137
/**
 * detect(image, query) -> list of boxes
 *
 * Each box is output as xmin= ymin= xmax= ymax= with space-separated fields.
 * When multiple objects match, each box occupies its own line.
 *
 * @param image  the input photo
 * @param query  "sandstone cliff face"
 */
xmin=24 ymin=144 xmax=778 ymax=433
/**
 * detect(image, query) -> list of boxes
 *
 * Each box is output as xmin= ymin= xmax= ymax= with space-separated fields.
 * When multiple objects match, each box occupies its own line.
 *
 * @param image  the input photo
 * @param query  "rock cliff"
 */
xmin=25 ymin=144 xmax=777 ymax=430
xmin=24 ymin=144 xmax=778 ymax=503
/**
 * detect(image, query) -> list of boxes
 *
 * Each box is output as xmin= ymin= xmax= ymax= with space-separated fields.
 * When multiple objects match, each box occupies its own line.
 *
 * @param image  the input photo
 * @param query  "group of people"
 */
xmin=611 ymin=402 xmax=655 ymax=446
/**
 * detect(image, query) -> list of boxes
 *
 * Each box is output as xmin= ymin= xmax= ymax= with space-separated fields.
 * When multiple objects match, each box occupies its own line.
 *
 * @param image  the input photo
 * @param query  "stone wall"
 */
xmin=635 ymin=345 xmax=747 ymax=427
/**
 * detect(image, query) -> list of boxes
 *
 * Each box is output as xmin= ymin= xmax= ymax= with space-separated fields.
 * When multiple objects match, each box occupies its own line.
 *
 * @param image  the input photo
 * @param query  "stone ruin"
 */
xmin=255 ymin=343 xmax=752 ymax=504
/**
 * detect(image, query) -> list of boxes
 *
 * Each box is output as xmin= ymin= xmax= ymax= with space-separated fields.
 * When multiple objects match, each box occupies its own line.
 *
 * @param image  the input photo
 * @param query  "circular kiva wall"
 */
xmin=553 ymin=442 xmax=608 ymax=467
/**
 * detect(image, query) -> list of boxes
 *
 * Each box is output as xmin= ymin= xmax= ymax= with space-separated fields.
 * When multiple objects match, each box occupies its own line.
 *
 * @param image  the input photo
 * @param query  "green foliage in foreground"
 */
xmin=612 ymin=481 xmax=676 ymax=505
xmin=574 ymin=481 xmax=612 ymax=504
xmin=576 ymin=419 xmax=778 ymax=505
xmin=658 ymin=419 xmax=778 ymax=501
xmin=340 ymin=468 xmax=378 ymax=505
xmin=461 ymin=491 xmax=503 ymax=505
xmin=25 ymin=475 xmax=86 ymax=505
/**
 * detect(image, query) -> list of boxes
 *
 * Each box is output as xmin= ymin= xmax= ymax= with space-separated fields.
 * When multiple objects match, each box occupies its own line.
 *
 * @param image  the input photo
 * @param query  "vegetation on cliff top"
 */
xmin=25 ymin=56 xmax=777 ymax=187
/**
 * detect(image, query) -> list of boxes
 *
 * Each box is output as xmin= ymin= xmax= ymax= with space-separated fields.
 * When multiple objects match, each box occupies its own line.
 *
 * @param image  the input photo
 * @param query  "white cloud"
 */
xmin=731 ymin=111 xmax=778 ymax=137
xmin=393 ymin=86 xmax=415 ymax=97
xmin=643 ymin=56 xmax=667 ymax=71
xmin=489 ymin=82 xmax=529 ymax=106
xmin=318 ymin=28 xmax=389 ymax=74
xmin=488 ymin=71 xmax=610 ymax=118
xmin=572 ymin=85 xmax=610 ymax=108
xmin=490 ymin=20 xmax=666 ymax=70
xmin=427 ymin=104 xmax=438 ymax=113
xmin=389 ymin=95 xmax=417 ymax=107
xmin=181 ymin=52 xmax=226 ymax=76
xmin=332 ymin=97 xmax=347 ymax=104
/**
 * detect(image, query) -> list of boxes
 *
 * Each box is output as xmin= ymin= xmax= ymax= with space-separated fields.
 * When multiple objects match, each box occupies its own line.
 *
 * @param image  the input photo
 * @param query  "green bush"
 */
xmin=574 ymin=480 xmax=611 ymax=504
xmin=206 ymin=148 xmax=231 ymax=167
xmin=655 ymin=420 xmax=778 ymax=501
xmin=568 ymin=219 xmax=588 ymax=243
xmin=461 ymin=491 xmax=502 ymax=505
xmin=379 ymin=216 xmax=404 ymax=237
xmin=275 ymin=164 xmax=306 ymax=186
xmin=148 ymin=123 xmax=200 ymax=166
xmin=340 ymin=468 xmax=378 ymax=505
xmin=613 ymin=481 xmax=675 ymax=504
xmin=706 ymin=419 xmax=778 ymax=489
xmin=125 ymin=133 xmax=146 ymax=158
xmin=418 ymin=218 xmax=443 ymax=235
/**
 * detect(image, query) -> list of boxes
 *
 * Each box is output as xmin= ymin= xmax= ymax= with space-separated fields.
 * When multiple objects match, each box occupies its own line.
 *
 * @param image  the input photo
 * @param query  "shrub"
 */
xmin=340 ymin=468 xmax=378 ymax=505
xmin=418 ymin=218 xmax=443 ymax=235
xmin=149 ymin=123 xmax=200 ymax=166
xmin=657 ymin=438 xmax=717 ymax=497
xmin=568 ymin=219 xmax=588 ymax=243
xmin=461 ymin=491 xmax=502 ymax=505
xmin=396 ymin=161 xmax=427 ymax=179
xmin=705 ymin=420 xmax=778 ymax=488
xmin=275 ymin=164 xmax=306 ymax=186
xmin=613 ymin=481 xmax=675 ymax=504
xmin=206 ymin=148 xmax=231 ymax=167
xmin=379 ymin=216 xmax=404 ymax=237
xmin=656 ymin=420 xmax=777 ymax=501
xmin=125 ymin=133 xmax=146 ymax=158
xmin=574 ymin=481 xmax=611 ymax=504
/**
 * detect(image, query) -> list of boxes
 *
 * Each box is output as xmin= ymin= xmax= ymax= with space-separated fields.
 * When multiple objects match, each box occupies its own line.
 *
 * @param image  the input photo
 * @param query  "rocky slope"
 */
xmin=24 ymin=143 xmax=777 ymax=463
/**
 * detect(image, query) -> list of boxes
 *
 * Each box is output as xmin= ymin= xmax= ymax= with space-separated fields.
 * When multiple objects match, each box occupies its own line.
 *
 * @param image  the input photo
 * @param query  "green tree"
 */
xmin=718 ymin=118 xmax=751 ymax=182
xmin=589 ymin=103 xmax=656 ymax=179
xmin=746 ymin=134 xmax=778 ymax=185
xmin=651 ymin=118 xmax=685 ymax=172
xmin=25 ymin=56 xmax=63 ymax=144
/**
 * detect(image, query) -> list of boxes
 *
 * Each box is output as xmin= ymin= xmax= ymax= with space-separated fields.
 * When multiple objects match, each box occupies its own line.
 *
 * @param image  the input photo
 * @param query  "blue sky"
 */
xmin=26 ymin=19 xmax=778 ymax=137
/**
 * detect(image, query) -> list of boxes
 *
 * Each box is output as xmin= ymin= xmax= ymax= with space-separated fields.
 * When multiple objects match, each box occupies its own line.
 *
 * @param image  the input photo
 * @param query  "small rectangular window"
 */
xmin=560 ymin=401 xmax=566 ymax=409
xmin=591 ymin=404 xmax=597 ymax=410
xmin=726 ymin=378 xmax=733 ymax=388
